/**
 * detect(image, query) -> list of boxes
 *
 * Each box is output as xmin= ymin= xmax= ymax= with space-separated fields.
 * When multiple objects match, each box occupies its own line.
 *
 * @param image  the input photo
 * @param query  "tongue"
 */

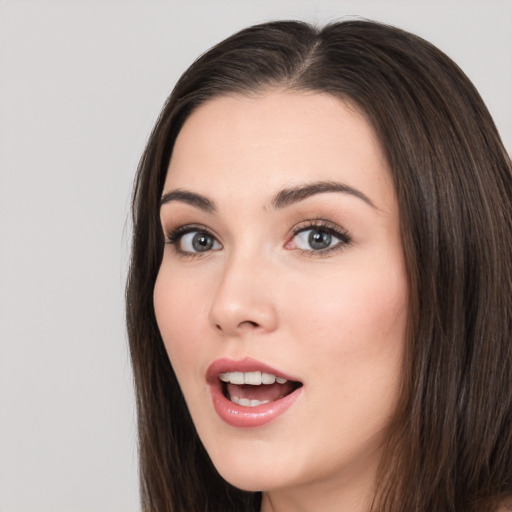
xmin=227 ymin=381 xmax=296 ymax=402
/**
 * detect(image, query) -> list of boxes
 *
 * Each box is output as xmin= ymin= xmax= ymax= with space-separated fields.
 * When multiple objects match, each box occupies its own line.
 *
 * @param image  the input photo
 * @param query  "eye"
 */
xmin=166 ymin=226 xmax=222 ymax=254
xmin=293 ymin=228 xmax=338 ymax=251
xmin=288 ymin=223 xmax=351 ymax=254
xmin=180 ymin=231 xmax=220 ymax=252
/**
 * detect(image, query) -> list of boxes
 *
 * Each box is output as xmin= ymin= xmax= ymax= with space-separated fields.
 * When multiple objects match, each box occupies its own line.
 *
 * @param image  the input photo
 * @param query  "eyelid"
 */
xmin=165 ymin=223 xmax=216 ymax=243
xmin=165 ymin=223 xmax=222 ymax=257
xmin=287 ymin=219 xmax=352 ymax=255
xmin=289 ymin=218 xmax=350 ymax=239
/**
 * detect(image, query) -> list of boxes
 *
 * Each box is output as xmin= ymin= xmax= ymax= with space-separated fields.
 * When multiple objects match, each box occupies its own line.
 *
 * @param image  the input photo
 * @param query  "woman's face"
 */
xmin=154 ymin=91 xmax=408 ymax=505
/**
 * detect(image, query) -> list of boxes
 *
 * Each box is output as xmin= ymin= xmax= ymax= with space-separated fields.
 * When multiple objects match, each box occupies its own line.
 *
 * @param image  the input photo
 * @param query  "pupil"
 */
xmin=309 ymin=230 xmax=331 ymax=250
xmin=192 ymin=232 xmax=213 ymax=252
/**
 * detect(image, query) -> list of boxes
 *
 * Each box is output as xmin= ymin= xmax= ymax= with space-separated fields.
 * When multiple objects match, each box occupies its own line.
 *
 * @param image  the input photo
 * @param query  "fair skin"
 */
xmin=153 ymin=90 xmax=408 ymax=512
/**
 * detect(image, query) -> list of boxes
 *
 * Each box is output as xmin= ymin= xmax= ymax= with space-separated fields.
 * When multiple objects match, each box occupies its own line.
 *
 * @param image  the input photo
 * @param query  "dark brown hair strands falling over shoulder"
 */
xmin=126 ymin=19 xmax=512 ymax=512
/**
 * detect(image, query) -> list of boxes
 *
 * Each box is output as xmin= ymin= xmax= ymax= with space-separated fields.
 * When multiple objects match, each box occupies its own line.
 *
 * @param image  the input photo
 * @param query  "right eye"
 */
xmin=167 ymin=227 xmax=222 ymax=254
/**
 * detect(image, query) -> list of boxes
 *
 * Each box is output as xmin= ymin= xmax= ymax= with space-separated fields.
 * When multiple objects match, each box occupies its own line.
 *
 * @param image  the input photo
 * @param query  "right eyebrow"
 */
xmin=160 ymin=189 xmax=216 ymax=214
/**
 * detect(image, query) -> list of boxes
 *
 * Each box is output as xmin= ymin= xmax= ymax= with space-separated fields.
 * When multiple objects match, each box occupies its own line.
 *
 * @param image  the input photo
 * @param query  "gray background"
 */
xmin=0 ymin=1 xmax=511 ymax=511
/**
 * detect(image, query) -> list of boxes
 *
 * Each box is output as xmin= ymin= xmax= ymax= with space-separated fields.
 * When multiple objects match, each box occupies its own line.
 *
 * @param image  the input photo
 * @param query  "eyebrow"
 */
xmin=160 ymin=189 xmax=216 ymax=213
xmin=272 ymin=180 xmax=377 ymax=210
xmin=160 ymin=180 xmax=376 ymax=213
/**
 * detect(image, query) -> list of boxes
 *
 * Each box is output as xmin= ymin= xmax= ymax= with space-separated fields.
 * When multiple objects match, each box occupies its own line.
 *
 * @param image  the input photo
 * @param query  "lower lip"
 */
xmin=209 ymin=383 xmax=303 ymax=428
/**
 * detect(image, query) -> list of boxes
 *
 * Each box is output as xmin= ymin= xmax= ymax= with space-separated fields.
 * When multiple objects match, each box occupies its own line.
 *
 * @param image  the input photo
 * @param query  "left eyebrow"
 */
xmin=271 ymin=180 xmax=377 ymax=210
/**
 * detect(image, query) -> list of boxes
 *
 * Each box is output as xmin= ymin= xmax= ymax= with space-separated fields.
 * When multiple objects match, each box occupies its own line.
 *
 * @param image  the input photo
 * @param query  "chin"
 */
xmin=206 ymin=445 xmax=294 ymax=492
xmin=216 ymin=466 xmax=280 ymax=493
xmin=211 ymin=446 xmax=320 ymax=495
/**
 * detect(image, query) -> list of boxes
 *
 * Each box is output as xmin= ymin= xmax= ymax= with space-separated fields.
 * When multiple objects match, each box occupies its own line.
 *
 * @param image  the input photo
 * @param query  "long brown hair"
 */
xmin=126 ymin=20 xmax=512 ymax=512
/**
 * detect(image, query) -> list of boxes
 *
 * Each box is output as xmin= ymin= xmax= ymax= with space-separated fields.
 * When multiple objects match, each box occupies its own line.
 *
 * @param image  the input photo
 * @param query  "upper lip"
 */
xmin=206 ymin=357 xmax=302 ymax=385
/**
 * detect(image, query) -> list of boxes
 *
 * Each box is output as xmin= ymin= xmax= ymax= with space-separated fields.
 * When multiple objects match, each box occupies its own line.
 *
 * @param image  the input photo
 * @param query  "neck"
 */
xmin=259 ymin=463 xmax=377 ymax=512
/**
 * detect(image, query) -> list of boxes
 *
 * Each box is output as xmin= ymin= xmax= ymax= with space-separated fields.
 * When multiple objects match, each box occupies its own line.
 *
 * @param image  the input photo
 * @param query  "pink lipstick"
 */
xmin=206 ymin=358 xmax=303 ymax=428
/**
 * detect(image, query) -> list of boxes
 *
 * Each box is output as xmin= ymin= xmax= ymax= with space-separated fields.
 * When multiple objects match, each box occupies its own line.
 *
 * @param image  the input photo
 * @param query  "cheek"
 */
xmin=153 ymin=269 xmax=209 ymax=371
xmin=284 ymin=258 xmax=408 ymax=376
xmin=291 ymin=266 xmax=406 ymax=331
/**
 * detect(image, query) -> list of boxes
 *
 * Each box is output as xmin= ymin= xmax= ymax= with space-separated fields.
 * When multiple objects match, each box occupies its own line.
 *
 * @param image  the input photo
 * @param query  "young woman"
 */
xmin=126 ymin=20 xmax=512 ymax=512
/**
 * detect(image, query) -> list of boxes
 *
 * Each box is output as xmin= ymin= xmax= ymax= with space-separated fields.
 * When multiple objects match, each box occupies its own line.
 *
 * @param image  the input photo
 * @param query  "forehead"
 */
xmin=165 ymin=91 xmax=395 ymax=212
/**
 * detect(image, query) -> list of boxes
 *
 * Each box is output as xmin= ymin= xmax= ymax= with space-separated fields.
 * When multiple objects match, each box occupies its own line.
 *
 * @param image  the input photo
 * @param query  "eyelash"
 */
xmin=164 ymin=220 xmax=352 ymax=257
xmin=165 ymin=224 xmax=218 ymax=259
xmin=288 ymin=220 xmax=352 ymax=257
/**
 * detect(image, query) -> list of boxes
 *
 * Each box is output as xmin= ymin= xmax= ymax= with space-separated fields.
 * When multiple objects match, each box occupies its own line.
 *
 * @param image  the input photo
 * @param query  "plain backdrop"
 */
xmin=0 ymin=1 xmax=511 ymax=511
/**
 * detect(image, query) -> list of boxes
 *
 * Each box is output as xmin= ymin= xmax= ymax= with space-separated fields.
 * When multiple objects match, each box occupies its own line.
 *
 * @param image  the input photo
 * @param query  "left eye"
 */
xmin=292 ymin=228 xmax=343 ymax=251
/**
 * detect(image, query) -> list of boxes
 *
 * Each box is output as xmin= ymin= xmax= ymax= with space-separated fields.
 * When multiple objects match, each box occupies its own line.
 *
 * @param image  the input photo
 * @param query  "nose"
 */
xmin=208 ymin=252 xmax=278 ymax=336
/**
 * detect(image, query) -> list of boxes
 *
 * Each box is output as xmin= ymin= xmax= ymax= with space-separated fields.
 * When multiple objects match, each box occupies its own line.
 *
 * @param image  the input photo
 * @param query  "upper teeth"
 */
xmin=219 ymin=371 xmax=288 ymax=385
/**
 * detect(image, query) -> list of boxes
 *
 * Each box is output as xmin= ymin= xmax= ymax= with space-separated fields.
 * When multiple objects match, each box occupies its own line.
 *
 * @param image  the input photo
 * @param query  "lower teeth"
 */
xmin=231 ymin=396 xmax=271 ymax=407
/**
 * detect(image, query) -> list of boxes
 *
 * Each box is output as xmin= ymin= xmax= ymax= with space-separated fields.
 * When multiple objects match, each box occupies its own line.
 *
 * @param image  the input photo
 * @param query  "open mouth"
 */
xmin=219 ymin=371 xmax=303 ymax=407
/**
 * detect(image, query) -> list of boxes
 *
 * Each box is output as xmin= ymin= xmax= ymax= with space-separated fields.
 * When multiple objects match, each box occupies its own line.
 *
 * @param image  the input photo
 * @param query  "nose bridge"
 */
xmin=209 ymin=245 xmax=278 ymax=335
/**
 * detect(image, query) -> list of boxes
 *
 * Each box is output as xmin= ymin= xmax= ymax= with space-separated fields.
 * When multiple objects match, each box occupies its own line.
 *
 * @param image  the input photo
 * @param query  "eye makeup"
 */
xmin=286 ymin=219 xmax=352 ymax=257
xmin=165 ymin=223 xmax=221 ymax=259
xmin=164 ymin=217 xmax=352 ymax=259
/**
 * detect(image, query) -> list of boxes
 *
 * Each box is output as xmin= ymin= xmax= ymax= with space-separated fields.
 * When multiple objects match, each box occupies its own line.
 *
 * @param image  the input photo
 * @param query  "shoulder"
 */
xmin=498 ymin=498 xmax=512 ymax=512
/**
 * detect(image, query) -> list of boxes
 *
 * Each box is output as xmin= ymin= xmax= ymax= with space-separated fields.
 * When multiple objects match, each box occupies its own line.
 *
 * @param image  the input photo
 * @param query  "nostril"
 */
xmin=214 ymin=320 xmax=259 ymax=332
xmin=239 ymin=320 xmax=259 ymax=329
